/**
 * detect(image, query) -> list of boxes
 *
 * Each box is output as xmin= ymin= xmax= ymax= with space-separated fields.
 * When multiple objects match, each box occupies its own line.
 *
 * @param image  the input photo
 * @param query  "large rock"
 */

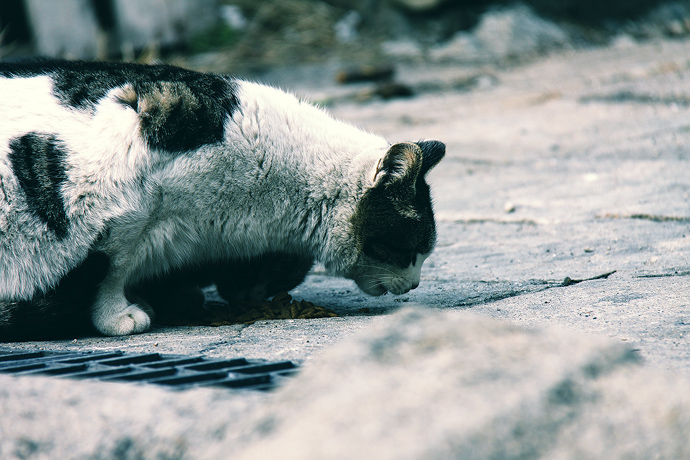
xmin=475 ymin=4 xmax=569 ymax=57
xmin=19 ymin=0 xmax=217 ymax=59
xmin=229 ymin=308 xmax=690 ymax=460
xmin=112 ymin=0 xmax=217 ymax=54
xmin=23 ymin=0 xmax=101 ymax=59
xmin=432 ymin=4 xmax=569 ymax=62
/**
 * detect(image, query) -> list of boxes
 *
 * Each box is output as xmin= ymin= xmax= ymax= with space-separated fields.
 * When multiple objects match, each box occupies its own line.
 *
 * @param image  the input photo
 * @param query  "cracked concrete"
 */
xmin=3 ymin=36 xmax=690 ymax=458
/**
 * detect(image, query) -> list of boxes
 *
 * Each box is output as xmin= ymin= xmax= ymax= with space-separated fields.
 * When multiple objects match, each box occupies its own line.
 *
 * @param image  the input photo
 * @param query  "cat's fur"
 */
xmin=0 ymin=60 xmax=444 ymax=339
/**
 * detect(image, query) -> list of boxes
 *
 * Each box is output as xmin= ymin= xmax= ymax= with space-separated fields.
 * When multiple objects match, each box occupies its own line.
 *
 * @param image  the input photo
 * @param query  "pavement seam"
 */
xmin=455 ymin=271 xmax=616 ymax=307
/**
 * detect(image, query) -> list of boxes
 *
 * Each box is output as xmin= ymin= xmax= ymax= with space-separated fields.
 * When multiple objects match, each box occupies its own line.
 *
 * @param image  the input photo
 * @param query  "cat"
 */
xmin=0 ymin=60 xmax=444 ymax=339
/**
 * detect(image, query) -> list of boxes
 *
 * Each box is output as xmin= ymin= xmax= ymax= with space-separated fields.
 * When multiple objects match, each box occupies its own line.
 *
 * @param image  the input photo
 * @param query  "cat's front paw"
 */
xmin=94 ymin=303 xmax=152 ymax=336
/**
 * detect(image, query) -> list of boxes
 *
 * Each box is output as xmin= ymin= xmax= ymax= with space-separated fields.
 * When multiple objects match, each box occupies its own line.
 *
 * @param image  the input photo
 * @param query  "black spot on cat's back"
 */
xmin=0 ymin=60 xmax=238 ymax=111
xmin=8 ymin=132 xmax=69 ymax=239
xmin=120 ymin=79 xmax=234 ymax=153
xmin=0 ymin=60 xmax=240 ymax=154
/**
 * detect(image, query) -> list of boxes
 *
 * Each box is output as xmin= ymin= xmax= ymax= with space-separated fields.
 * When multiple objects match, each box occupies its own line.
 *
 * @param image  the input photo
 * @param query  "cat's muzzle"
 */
xmin=354 ymin=276 xmax=419 ymax=296
xmin=352 ymin=253 xmax=428 ymax=296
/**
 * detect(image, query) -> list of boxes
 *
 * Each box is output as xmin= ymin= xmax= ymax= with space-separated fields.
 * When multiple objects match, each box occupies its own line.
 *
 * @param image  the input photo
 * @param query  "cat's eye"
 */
xmin=393 ymin=248 xmax=415 ymax=266
xmin=391 ymin=246 xmax=416 ymax=266
xmin=364 ymin=238 xmax=417 ymax=268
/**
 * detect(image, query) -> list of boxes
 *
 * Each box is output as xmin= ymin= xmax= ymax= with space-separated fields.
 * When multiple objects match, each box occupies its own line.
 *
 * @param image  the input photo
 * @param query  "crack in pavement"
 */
xmin=442 ymin=218 xmax=540 ymax=226
xmin=636 ymin=270 xmax=690 ymax=278
xmin=598 ymin=213 xmax=690 ymax=223
xmin=197 ymin=324 xmax=251 ymax=354
xmin=580 ymin=91 xmax=690 ymax=107
xmin=454 ymin=285 xmax=554 ymax=307
xmin=455 ymin=271 xmax=617 ymax=307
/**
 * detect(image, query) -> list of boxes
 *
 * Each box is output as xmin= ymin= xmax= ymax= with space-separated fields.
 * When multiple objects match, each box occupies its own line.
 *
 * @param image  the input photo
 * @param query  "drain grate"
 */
xmin=0 ymin=349 xmax=298 ymax=391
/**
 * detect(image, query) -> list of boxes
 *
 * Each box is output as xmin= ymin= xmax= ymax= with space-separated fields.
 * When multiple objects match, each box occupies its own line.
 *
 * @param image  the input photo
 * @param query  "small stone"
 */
xmin=389 ymin=0 xmax=448 ymax=12
xmin=375 ymin=82 xmax=414 ymax=100
xmin=272 ymin=292 xmax=292 ymax=304
xmin=334 ymin=11 xmax=361 ymax=43
xmin=336 ymin=64 xmax=395 ymax=84
xmin=381 ymin=40 xmax=424 ymax=60
xmin=220 ymin=5 xmax=247 ymax=30
xmin=430 ymin=33 xmax=482 ymax=62
xmin=611 ymin=34 xmax=637 ymax=49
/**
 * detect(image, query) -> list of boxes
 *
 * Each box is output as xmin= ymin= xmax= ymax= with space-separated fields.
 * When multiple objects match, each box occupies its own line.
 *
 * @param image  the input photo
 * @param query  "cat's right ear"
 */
xmin=417 ymin=140 xmax=445 ymax=176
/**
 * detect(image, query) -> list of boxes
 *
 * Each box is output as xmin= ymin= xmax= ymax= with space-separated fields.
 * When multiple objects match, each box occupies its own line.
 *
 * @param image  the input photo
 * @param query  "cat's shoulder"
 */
xmin=0 ymin=60 xmax=243 ymax=154
xmin=0 ymin=59 xmax=236 ymax=108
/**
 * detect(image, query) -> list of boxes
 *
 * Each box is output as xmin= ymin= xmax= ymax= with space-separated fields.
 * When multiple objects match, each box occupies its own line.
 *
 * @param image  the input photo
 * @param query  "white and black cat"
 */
xmin=0 ymin=60 xmax=444 ymax=340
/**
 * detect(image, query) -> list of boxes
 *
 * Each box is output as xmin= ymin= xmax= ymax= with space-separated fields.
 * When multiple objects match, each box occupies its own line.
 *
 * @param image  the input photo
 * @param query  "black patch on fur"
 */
xmin=353 ymin=141 xmax=444 ymax=269
xmin=8 ymin=132 xmax=69 ymax=239
xmin=354 ymin=180 xmax=437 ymax=269
xmin=0 ymin=252 xmax=110 ymax=341
xmin=0 ymin=59 xmax=240 ymax=154
xmin=126 ymin=80 xmax=235 ymax=153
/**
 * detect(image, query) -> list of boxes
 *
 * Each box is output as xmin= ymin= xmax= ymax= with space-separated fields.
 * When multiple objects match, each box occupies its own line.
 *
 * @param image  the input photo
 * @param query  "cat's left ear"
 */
xmin=417 ymin=140 xmax=445 ymax=177
xmin=373 ymin=142 xmax=422 ymax=188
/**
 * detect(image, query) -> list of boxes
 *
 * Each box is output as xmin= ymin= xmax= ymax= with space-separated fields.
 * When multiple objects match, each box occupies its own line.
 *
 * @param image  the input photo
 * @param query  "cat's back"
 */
xmin=0 ymin=60 xmax=228 ymax=106
xmin=0 ymin=59 xmax=237 ymax=136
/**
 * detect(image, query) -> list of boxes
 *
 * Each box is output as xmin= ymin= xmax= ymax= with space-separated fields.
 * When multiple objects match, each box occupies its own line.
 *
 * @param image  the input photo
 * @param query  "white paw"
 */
xmin=94 ymin=303 xmax=152 ymax=336
xmin=126 ymin=295 xmax=157 ymax=322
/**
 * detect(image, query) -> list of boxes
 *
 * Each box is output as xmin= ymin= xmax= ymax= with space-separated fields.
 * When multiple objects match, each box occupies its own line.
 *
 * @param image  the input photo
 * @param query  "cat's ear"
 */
xmin=417 ymin=140 xmax=445 ymax=176
xmin=373 ymin=142 xmax=423 ymax=187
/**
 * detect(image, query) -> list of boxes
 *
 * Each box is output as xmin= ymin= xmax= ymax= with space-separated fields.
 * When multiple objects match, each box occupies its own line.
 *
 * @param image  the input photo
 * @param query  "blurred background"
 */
xmin=2 ymin=0 xmax=690 ymax=75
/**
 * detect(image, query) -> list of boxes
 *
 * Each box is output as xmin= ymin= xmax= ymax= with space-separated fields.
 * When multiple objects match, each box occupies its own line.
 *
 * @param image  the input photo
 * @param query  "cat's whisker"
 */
xmin=357 ymin=263 xmax=400 ymax=277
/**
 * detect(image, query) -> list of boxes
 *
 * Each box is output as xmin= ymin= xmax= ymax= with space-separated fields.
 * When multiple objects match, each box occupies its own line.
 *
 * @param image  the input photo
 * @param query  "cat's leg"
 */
xmin=215 ymin=252 xmax=314 ymax=302
xmin=129 ymin=271 xmax=208 ymax=323
xmin=91 ymin=268 xmax=155 ymax=336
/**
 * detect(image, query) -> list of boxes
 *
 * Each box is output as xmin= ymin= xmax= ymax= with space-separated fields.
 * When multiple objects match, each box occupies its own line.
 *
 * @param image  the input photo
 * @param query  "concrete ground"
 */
xmin=2 ymin=37 xmax=690 ymax=459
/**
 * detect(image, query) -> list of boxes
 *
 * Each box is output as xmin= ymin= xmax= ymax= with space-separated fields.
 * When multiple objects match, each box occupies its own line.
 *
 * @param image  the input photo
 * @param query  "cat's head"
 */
xmin=348 ymin=140 xmax=445 ymax=295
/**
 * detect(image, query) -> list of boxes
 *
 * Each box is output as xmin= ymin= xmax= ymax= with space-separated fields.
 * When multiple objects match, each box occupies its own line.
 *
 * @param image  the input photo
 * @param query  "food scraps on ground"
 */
xmin=156 ymin=292 xmax=338 ymax=327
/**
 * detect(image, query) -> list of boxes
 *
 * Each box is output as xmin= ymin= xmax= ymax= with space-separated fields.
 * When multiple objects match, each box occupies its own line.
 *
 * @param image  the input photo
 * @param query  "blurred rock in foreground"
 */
xmin=4 ymin=308 xmax=690 ymax=459
xmin=231 ymin=310 xmax=690 ymax=460
xmin=231 ymin=308 xmax=690 ymax=460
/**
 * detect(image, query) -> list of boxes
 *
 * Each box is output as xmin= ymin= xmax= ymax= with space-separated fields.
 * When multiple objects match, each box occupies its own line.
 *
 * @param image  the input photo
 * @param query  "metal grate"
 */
xmin=0 ymin=349 xmax=298 ymax=391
